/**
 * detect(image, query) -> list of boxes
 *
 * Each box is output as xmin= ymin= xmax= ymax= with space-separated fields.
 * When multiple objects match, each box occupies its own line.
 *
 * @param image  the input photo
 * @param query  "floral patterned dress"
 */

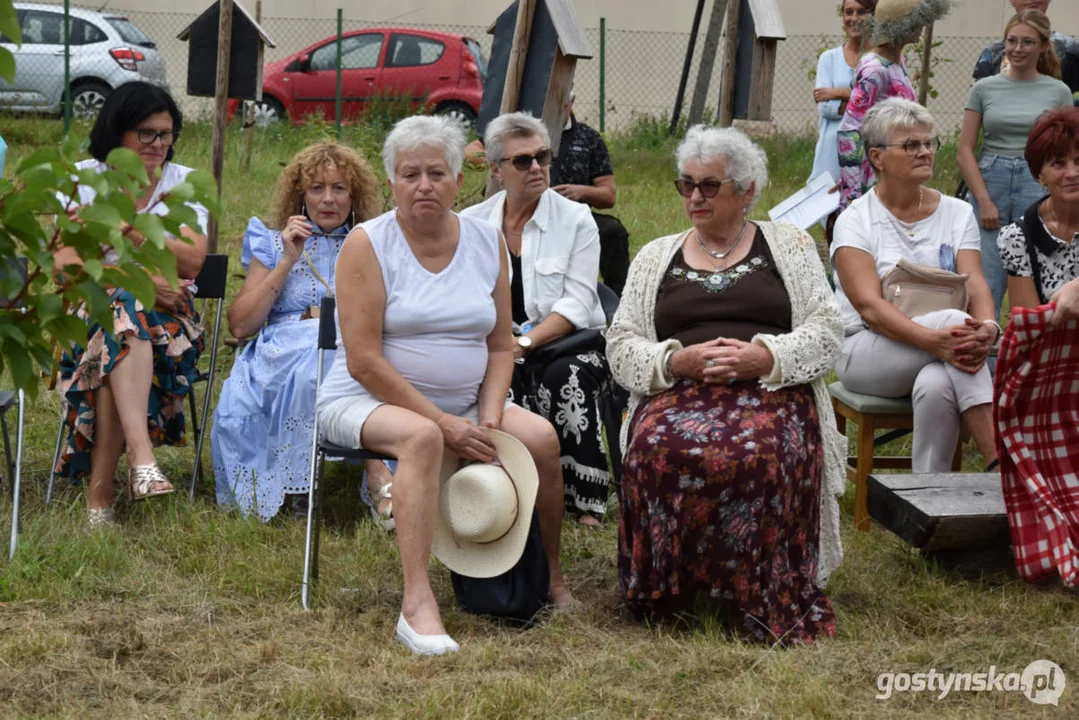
xmin=836 ymin=53 xmax=915 ymax=210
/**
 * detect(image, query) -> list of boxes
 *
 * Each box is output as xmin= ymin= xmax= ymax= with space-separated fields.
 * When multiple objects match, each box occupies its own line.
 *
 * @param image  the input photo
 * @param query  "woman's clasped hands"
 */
xmin=672 ymin=337 xmax=775 ymax=383
xmin=934 ymin=318 xmax=997 ymax=373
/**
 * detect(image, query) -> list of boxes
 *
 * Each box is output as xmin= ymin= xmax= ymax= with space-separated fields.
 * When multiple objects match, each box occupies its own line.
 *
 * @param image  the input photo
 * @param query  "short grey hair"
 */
xmin=382 ymin=115 xmax=465 ymax=179
xmin=675 ymin=125 xmax=769 ymax=209
xmin=484 ymin=112 xmax=551 ymax=165
xmin=861 ymin=98 xmax=936 ymax=149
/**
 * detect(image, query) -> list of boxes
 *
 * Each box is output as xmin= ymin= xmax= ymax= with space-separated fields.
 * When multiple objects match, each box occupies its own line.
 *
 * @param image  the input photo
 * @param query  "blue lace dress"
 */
xmin=212 ymin=217 xmax=348 ymax=519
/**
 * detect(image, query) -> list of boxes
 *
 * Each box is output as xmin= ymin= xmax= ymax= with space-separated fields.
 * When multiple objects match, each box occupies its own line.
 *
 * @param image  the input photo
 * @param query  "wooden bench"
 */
xmin=867 ymin=473 xmax=1010 ymax=552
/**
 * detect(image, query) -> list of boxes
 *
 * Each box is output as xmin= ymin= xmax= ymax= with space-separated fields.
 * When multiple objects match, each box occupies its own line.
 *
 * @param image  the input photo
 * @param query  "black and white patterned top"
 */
xmin=550 ymin=117 xmax=614 ymax=187
xmin=998 ymin=209 xmax=1079 ymax=302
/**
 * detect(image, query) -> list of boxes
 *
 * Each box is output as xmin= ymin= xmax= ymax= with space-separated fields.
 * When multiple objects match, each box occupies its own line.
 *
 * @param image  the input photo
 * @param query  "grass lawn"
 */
xmin=0 ymin=114 xmax=1076 ymax=718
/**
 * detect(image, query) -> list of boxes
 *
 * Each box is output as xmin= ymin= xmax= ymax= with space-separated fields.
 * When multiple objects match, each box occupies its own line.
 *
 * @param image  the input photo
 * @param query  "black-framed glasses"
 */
xmin=674 ymin=177 xmax=734 ymax=198
xmin=500 ymin=148 xmax=553 ymax=171
xmin=136 ymin=128 xmax=179 ymax=146
xmin=878 ymin=137 xmax=940 ymax=156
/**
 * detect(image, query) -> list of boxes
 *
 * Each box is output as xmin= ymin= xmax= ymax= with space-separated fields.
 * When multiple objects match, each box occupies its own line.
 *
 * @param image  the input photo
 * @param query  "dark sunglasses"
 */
xmin=136 ymin=128 xmax=179 ymax=147
xmin=674 ymin=177 xmax=734 ymax=199
xmin=500 ymin=148 xmax=553 ymax=171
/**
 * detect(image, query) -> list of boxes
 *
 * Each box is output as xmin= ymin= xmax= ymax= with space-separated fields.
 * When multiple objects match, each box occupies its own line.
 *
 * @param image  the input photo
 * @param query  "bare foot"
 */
xmin=400 ymin=599 xmax=447 ymax=637
xmin=577 ymin=513 xmax=601 ymax=527
xmin=550 ymin=581 xmax=576 ymax=609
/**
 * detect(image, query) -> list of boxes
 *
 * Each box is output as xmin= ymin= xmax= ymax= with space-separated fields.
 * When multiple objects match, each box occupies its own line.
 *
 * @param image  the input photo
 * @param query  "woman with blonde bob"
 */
xmin=958 ymin=9 xmax=1072 ymax=318
xmin=212 ymin=143 xmax=381 ymax=520
xmin=607 ymin=124 xmax=845 ymax=644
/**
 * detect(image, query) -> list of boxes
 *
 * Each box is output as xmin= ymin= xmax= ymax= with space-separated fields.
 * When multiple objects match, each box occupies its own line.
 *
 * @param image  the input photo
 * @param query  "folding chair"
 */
xmin=1 ymin=389 xmax=25 ymax=560
xmin=302 ymin=295 xmax=394 ymax=610
xmin=45 ymin=254 xmax=230 ymax=503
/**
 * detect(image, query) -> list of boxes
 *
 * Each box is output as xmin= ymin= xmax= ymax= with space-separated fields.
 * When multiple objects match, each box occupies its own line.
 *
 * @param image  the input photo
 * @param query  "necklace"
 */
xmin=887 ymin=187 xmax=924 ymax=238
xmin=695 ymin=219 xmax=749 ymax=268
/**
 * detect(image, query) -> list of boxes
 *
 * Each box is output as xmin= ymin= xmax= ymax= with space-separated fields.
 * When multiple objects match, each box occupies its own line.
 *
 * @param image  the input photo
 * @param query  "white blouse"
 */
xmin=461 ymin=188 xmax=606 ymax=331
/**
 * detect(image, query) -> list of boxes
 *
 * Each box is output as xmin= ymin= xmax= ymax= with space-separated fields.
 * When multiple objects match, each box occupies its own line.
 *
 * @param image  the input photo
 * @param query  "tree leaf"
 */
xmin=3 ymin=338 xmax=34 ymax=391
xmin=118 ymin=266 xmax=157 ymax=309
xmin=0 ymin=1 xmax=21 ymax=46
xmin=82 ymin=258 xmax=103 ymax=281
xmin=0 ymin=48 xmax=15 ymax=84
xmin=80 ymin=202 xmax=123 ymax=228
xmin=133 ymin=213 xmax=166 ymax=249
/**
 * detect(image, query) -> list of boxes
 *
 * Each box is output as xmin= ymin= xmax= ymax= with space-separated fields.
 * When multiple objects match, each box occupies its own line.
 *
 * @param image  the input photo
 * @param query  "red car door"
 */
xmin=290 ymin=31 xmax=385 ymax=121
xmin=377 ymin=32 xmax=453 ymax=112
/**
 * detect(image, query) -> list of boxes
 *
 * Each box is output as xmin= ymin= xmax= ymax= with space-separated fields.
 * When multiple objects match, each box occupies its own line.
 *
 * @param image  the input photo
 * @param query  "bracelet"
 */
xmin=982 ymin=319 xmax=1002 ymax=340
xmin=663 ymin=348 xmax=677 ymax=381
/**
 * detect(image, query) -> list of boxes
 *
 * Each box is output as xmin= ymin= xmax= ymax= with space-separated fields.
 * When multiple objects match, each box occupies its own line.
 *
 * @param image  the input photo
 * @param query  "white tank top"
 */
xmin=317 ymin=210 xmax=502 ymax=416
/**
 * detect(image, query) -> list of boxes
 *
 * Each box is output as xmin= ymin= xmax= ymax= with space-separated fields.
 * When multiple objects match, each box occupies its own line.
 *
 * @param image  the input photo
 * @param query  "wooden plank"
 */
xmin=545 ymin=0 xmax=592 ymax=58
xmin=867 ymin=473 xmax=1010 ymax=552
xmin=541 ymin=51 xmax=575 ymax=157
xmin=745 ymin=0 xmax=786 ymax=39
xmin=748 ymin=40 xmax=775 ymax=120
xmin=207 ymin=0 xmax=234 ymax=254
xmin=718 ymin=0 xmax=741 ymax=126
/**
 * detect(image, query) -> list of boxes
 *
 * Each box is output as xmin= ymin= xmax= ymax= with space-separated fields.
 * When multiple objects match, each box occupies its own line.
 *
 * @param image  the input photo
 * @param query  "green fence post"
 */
xmin=63 ymin=0 xmax=71 ymax=134
xmin=599 ymin=17 xmax=605 ymax=134
xmin=335 ymin=8 xmax=343 ymax=138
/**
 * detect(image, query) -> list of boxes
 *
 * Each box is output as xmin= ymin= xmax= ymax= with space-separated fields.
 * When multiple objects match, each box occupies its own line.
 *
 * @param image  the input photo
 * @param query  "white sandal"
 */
xmin=127 ymin=464 xmax=174 ymax=501
xmin=369 ymin=482 xmax=395 ymax=531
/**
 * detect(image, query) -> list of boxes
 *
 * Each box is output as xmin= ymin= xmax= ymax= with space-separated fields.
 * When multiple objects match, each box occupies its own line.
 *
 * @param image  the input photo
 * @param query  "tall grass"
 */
xmin=0 ymin=114 xmax=1073 ymax=718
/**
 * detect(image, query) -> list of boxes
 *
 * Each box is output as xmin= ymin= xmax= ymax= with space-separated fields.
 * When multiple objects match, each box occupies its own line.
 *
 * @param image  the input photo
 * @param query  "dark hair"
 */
xmin=852 ymin=0 xmax=878 ymax=11
xmin=1025 ymin=106 xmax=1079 ymax=179
xmin=88 ymin=81 xmax=183 ymax=163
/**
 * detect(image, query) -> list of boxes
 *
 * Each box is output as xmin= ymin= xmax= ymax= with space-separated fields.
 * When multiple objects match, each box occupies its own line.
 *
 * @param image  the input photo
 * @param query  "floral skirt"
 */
xmin=55 ymin=287 xmax=204 ymax=480
xmin=619 ymin=379 xmax=835 ymax=645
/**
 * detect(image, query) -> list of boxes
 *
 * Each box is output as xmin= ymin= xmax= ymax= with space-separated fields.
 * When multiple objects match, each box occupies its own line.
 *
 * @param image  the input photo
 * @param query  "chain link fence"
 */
xmin=6 ymin=4 xmax=998 ymax=136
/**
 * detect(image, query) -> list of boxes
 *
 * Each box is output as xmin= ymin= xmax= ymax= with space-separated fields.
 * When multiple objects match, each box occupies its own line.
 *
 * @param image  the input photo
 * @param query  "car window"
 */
xmin=386 ymin=34 xmax=445 ymax=68
xmin=106 ymin=17 xmax=152 ymax=46
xmin=71 ymin=18 xmax=107 ymax=46
xmin=464 ymin=38 xmax=488 ymax=82
xmin=310 ymin=33 xmax=383 ymax=71
xmin=21 ymin=10 xmax=64 ymax=45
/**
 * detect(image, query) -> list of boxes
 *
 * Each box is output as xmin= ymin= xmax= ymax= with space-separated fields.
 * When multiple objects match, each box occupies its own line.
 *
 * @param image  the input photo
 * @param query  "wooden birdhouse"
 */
xmin=478 ymin=0 xmax=592 ymax=156
xmin=177 ymin=0 xmax=275 ymax=100
xmin=732 ymin=0 xmax=786 ymax=122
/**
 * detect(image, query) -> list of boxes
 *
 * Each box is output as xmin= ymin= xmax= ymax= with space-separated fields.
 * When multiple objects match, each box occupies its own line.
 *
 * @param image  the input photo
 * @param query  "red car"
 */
xmin=231 ymin=27 xmax=487 ymax=126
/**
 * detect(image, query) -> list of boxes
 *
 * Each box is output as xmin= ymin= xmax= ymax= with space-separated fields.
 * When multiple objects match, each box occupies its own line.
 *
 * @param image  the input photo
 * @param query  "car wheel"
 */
xmin=251 ymin=97 xmax=286 ymax=127
xmin=69 ymin=81 xmax=111 ymax=118
xmin=435 ymin=101 xmax=477 ymax=128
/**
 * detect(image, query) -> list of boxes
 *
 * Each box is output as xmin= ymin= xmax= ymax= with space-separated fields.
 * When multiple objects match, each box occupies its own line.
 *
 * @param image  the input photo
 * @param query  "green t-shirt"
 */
xmin=965 ymin=73 xmax=1073 ymax=157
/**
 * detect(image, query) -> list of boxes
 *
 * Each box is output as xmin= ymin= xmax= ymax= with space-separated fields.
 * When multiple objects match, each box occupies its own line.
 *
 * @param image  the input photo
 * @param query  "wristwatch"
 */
xmin=517 ymin=335 xmax=533 ymax=352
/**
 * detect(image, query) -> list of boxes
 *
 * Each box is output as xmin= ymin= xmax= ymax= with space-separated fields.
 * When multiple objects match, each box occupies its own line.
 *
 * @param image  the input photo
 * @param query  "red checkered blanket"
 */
xmin=994 ymin=305 xmax=1079 ymax=586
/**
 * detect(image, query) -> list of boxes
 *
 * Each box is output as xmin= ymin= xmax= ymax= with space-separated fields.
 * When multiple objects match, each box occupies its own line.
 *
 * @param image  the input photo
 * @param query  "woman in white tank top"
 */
xmin=316 ymin=116 xmax=574 ymax=657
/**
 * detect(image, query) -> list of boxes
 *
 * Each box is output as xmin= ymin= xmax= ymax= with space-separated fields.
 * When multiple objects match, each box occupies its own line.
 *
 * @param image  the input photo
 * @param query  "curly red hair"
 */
xmin=1025 ymin=106 xmax=1079 ymax=179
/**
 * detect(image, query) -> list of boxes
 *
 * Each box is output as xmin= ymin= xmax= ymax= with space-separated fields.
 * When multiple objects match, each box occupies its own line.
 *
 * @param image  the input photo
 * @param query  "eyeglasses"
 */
xmin=674 ymin=177 xmax=734 ymax=198
xmin=1004 ymin=37 xmax=1040 ymax=50
xmin=877 ymin=137 xmax=941 ymax=156
xmin=500 ymin=148 xmax=553 ymax=171
xmin=135 ymin=128 xmax=178 ymax=146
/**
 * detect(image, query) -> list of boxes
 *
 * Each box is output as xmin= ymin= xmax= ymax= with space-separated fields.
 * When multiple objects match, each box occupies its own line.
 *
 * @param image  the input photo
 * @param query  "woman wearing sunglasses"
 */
xmin=461 ymin=112 xmax=611 ymax=527
xmin=605 ymin=125 xmax=845 ymax=643
xmin=53 ymin=82 xmax=209 ymax=528
xmin=833 ymin=99 xmax=998 ymax=475
xmin=958 ymin=9 xmax=1072 ymax=320
xmin=211 ymin=143 xmax=381 ymax=520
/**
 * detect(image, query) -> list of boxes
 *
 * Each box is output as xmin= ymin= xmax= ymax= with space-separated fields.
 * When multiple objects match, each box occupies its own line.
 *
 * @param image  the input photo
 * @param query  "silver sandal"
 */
xmin=87 ymin=507 xmax=116 ymax=530
xmin=369 ymin=481 xmax=395 ymax=531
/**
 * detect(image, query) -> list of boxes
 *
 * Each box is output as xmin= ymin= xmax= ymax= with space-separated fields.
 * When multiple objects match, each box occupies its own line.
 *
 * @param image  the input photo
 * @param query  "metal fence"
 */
xmin=5 ymin=4 xmax=998 ymax=136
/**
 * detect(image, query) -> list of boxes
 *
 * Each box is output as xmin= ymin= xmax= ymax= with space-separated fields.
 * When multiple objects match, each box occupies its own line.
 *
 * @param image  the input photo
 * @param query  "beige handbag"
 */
xmin=881 ymin=259 xmax=969 ymax=318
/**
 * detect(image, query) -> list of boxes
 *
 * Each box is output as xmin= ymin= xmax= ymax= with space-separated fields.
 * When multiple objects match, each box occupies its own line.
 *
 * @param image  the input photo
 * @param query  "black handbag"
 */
xmin=527 ymin=328 xmax=606 ymax=366
xmin=450 ymin=509 xmax=550 ymax=625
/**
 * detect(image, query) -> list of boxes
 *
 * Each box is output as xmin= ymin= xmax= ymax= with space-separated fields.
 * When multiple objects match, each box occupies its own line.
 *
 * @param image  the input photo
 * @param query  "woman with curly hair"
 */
xmin=836 ymin=0 xmax=951 ymax=210
xmin=212 ymin=143 xmax=382 ymax=520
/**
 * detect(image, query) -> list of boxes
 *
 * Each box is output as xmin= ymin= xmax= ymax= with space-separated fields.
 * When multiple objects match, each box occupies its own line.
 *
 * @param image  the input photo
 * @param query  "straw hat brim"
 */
xmin=431 ymin=429 xmax=540 ymax=579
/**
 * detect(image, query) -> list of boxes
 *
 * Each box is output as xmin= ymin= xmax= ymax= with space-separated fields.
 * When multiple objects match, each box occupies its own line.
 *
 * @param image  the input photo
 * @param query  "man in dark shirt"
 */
xmin=549 ymin=94 xmax=630 ymax=295
xmin=972 ymin=0 xmax=1078 ymax=104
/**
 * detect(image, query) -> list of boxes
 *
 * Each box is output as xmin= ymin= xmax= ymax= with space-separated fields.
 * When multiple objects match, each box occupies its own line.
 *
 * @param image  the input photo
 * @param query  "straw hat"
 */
xmin=871 ymin=0 xmax=951 ymax=43
xmin=431 ymin=429 xmax=539 ymax=579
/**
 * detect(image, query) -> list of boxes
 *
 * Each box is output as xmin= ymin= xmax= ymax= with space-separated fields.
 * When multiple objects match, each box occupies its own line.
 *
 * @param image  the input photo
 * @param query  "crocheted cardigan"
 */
xmin=605 ymin=221 xmax=846 ymax=584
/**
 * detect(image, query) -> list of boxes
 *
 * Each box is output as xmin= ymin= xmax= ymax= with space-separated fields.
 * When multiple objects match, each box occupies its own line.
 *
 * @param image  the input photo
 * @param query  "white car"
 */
xmin=0 ymin=3 xmax=166 ymax=116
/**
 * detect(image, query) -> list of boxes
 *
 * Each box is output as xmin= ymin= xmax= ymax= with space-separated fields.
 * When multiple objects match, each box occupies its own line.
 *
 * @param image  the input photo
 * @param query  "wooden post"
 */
xmin=486 ymin=0 xmax=537 ymax=196
xmin=718 ymin=0 xmax=741 ymax=127
xmin=241 ymin=0 xmax=261 ymax=172
xmin=688 ymin=0 xmax=728 ymax=127
xmin=208 ymin=0 xmax=234 ymax=254
xmin=917 ymin=21 xmax=934 ymax=107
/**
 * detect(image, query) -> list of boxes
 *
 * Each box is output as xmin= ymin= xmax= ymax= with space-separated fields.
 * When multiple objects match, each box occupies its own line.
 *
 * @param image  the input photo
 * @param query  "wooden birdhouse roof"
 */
xmin=487 ymin=0 xmax=592 ymax=59
xmin=177 ymin=0 xmax=276 ymax=47
xmin=747 ymin=0 xmax=786 ymax=40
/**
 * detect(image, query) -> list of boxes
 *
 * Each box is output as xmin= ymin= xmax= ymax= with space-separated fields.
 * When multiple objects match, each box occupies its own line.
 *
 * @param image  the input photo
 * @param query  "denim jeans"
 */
xmin=968 ymin=153 xmax=1046 ymax=319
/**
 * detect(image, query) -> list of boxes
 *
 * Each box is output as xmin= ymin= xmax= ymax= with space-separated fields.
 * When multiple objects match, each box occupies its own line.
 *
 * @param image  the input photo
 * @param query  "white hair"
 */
xmin=861 ymin=98 xmax=936 ymax=149
xmin=483 ymin=112 xmax=551 ymax=165
xmin=675 ymin=125 xmax=769 ymax=209
xmin=381 ymin=115 xmax=465 ymax=179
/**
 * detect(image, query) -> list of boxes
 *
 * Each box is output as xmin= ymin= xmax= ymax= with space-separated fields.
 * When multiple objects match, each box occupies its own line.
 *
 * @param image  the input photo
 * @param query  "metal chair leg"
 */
xmin=1 ymin=411 xmax=12 ymax=490
xmin=46 ymin=405 xmax=67 ymax=505
xmin=301 ymin=448 xmax=322 ymax=611
xmin=9 ymin=390 xmax=25 ymax=560
xmin=191 ymin=296 xmax=224 ymax=499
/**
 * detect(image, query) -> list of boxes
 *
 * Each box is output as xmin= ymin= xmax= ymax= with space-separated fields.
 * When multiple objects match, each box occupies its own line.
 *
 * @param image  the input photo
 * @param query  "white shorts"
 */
xmin=319 ymin=395 xmax=517 ymax=450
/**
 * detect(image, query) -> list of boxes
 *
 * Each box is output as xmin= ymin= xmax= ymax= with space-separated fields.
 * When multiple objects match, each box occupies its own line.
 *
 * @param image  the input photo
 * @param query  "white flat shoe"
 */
xmin=396 ymin=613 xmax=459 ymax=656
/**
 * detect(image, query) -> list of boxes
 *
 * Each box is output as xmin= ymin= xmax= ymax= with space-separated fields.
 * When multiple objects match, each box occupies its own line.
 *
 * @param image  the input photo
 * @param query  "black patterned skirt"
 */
xmin=619 ymin=379 xmax=835 ymax=644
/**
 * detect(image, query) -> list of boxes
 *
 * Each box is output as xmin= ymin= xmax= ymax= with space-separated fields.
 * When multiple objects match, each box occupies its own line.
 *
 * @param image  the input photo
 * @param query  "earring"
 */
xmin=350 ymin=209 xmax=356 ymax=228
xmin=301 ymin=201 xmax=308 ymax=218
